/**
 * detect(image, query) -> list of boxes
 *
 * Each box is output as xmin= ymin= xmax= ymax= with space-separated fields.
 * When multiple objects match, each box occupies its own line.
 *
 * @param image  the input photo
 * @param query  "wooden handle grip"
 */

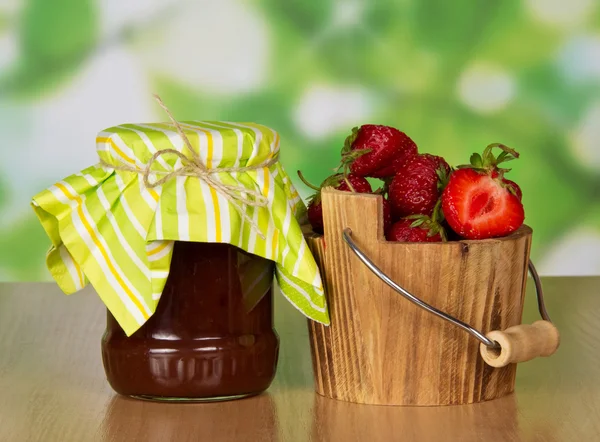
xmin=479 ymin=320 xmax=560 ymax=368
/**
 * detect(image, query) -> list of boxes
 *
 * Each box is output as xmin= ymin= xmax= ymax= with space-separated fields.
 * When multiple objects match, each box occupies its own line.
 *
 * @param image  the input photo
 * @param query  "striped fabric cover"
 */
xmin=31 ymin=121 xmax=330 ymax=336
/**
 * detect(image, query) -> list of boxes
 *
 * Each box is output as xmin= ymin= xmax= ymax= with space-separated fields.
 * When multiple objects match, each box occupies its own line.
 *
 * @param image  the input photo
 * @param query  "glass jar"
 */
xmin=101 ymin=241 xmax=279 ymax=402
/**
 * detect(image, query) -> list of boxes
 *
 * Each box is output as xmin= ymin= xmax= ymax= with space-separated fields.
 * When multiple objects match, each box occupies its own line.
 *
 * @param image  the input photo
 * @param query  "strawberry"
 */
xmin=442 ymin=144 xmax=525 ymax=240
xmin=299 ymin=171 xmax=372 ymax=234
xmin=373 ymin=186 xmax=393 ymax=233
xmin=335 ymin=174 xmax=372 ymax=193
xmin=490 ymin=169 xmax=523 ymax=201
xmin=388 ymin=154 xmax=451 ymax=218
xmin=341 ymin=125 xmax=418 ymax=178
xmin=501 ymin=178 xmax=522 ymax=201
xmin=385 ymin=211 xmax=446 ymax=242
xmin=386 ymin=200 xmax=447 ymax=242
xmin=307 ymin=198 xmax=324 ymax=234
xmin=386 ymin=219 xmax=443 ymax=242
xmin=382 ymin=198 xmax=392 ymax=233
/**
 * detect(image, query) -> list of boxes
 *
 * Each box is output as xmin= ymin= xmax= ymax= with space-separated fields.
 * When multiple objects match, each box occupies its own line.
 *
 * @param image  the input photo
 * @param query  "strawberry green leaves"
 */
xmin=459 ymin=143 xmax=519 ymax=178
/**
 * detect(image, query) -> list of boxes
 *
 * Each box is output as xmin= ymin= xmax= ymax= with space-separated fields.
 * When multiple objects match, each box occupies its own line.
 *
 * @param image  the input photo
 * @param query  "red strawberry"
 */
xmin=389 ymin=154 xmax=451 ymax=218
xmin=386 ymin=201 xmax=446 ymax=242
xmin=370 ymin=144 xmax=418 ymax=178
xmin=299 ymin=171 xmax=372 ymax=234
xmin=491 ymin=170 xmax=523 ymax=201
xmin=502 ymin=178 xmax=522 ymax=201
xmin=386 ymin=216 xmax=445 ymax=242
xmin=336 ymin=175 xmax=372 ymax=193
xmin=307 ymin=198 xmax=324 ymax=234
xmin=442 ymin=144 xmax=525 ymax=240
xmin=341 ymin=125 xmax=418 ymax=178
xmin=386 ymin=219 xmax=443 ymax=242
xmin=382 ymin=198 xmax=392 ymax=233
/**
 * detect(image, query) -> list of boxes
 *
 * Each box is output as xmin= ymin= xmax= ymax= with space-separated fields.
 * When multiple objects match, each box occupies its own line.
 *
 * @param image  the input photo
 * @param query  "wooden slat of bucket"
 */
xmin=305 ymin=188 xmax=533 ymax=406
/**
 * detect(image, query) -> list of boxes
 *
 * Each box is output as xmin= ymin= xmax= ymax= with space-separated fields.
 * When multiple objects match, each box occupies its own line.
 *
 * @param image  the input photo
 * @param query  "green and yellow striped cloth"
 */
xmin=31 ymin=121 xmax=330 ymax=336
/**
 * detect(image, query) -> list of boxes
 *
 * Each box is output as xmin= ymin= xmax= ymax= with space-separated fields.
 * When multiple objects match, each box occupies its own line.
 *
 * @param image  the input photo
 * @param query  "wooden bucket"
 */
xmin=305 ymin=188 xmax=559 ymax=406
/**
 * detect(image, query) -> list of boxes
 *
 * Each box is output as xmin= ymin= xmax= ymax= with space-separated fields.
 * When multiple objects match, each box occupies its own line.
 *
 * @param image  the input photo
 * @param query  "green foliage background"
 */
xmin=0 ymin=0 xmax=599 ymax=279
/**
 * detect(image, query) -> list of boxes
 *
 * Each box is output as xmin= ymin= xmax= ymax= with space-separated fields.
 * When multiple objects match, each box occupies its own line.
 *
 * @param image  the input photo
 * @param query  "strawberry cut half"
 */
xmin=442 ymin=168 xmax=525 ymax=240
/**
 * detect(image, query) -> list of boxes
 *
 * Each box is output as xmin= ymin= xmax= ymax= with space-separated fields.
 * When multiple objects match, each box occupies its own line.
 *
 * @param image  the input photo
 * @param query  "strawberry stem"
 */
xmin=464 ymin=143 xmax=520 ymax=172
xmin=481 ymin=143 xmax=520 ymax=169
xmin=432 ymin=199 xmax=444 ymax=223
xmin=436 ymin=167 xmax=451 ymax=192
xmin=440 ymin=228 xmax=448 ymax=242
xmin=342 ymin=126 xmax=359 ymax=155
xmin=336 ymin=147 xmax=371 ymax=175
xmin=343 ymin=177 xmax=356 ymax=192
xmin=486 ymin=143 xmax=519 ymax=159
xmin=297 ymin=170 xmax=321 ymax=191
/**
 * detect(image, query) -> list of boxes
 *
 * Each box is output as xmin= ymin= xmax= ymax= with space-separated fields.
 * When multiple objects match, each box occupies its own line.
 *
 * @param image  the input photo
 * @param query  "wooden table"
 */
xmin=0 ymin=279 xmax=599 ymax=441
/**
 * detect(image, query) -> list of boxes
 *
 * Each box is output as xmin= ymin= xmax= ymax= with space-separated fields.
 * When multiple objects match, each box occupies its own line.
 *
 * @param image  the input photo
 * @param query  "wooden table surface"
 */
xmin=0 ymin=278 xmax=599 ymax=442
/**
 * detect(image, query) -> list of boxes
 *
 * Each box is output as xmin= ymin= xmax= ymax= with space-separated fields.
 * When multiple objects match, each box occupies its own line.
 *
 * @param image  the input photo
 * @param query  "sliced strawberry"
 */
xmin=503 ymin=178 xmax=523 ymax=201
xmin=442 ymin=144 xmax=525 ymax=239
xmin=491 ymin=170 xmax=523 ymax=201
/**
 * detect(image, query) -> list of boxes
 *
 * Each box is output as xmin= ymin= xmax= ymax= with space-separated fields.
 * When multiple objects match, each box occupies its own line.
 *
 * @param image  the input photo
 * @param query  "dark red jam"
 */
xmin=101 ymin=241 xmax=279 ymax=401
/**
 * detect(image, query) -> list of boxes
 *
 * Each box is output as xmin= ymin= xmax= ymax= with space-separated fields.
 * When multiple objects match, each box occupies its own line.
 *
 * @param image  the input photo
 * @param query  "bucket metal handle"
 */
xmin=342 ymin=228 xmax=560 ymax=368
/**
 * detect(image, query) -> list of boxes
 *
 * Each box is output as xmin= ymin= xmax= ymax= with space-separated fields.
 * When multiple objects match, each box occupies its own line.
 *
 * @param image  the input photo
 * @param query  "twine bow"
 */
xmin=99 ymin=94 xmax=278 ymax=240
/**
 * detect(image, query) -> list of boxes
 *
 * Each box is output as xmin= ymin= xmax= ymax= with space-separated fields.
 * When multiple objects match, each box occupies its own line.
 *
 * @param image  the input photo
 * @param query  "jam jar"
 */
xmin=101 ymin=241 xmax=279 ymax=401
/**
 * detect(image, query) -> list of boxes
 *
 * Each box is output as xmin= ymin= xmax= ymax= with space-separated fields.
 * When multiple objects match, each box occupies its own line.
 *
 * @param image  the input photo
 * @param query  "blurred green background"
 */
xmin=0 ymin=0 xmax=599 ymax=279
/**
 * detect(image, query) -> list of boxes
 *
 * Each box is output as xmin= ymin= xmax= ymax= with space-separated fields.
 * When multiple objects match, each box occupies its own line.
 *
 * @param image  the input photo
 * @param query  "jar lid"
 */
xmin=31 ymin=120 xmax=329 ymax=335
